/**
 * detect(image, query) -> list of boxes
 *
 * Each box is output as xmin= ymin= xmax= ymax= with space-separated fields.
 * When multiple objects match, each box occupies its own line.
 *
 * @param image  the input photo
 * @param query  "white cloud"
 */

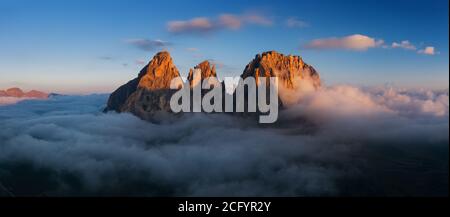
xmin=304 ymin=34 xmax=383 ymax=51
xmin=392 ymin=40 xmax=417 ymax=50
xmin=418 ymin=46 xmax=437 ymax=55
xmin=0 ymin=97 xmax=40 ymax=105
xmin=286 ymin=17 xmax=308 ymax=28
xmin=0 ymin=85 xmax=447 ymax=196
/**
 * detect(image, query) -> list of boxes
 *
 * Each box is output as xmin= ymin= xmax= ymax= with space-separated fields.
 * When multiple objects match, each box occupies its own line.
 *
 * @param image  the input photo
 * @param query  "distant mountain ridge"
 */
xmin=0 ymin=87 xmax=48 ymax=99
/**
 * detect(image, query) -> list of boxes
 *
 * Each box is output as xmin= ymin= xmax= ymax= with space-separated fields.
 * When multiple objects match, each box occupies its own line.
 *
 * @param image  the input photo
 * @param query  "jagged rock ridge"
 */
xmin=105 ymin=50 xmax=321 ymax=121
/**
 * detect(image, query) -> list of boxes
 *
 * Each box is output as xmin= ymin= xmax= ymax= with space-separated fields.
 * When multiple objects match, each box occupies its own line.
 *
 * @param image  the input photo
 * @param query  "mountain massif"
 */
xmin=105 ymin=51 xmax=321 ymax=121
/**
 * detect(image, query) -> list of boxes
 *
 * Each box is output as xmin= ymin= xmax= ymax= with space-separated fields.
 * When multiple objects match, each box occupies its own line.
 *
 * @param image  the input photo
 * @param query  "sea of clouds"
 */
xmin=0 ymin=85 xmax=448 ymax=196
xmin=0 ymin=97 xmax=43 ymax=106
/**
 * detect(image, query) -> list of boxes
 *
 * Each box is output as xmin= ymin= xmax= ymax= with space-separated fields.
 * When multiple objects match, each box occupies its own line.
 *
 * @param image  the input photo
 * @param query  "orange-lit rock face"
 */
xmin=138 ymin=51 xmax=181 ymax=91
xmin=105 ymin=50 xmax=322 ymax=121
xmin=0 ymin=88 xmax=48 ymax=100
xmin=187 ymin=60 xmax=218 ymax=87
xmin=24 ymin=90 xmax=49 ymax=98
xmin=5 ymin=88 xmax=25 ymax=98
xmin=242 ymin=51 xmax=321 ymax=89
xmin=118 ymin=51 xmax=183 ymax=121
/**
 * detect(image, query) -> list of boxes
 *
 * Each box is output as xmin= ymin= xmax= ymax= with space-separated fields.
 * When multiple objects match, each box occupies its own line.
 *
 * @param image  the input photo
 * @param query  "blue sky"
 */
xmin=0 ymin=0 xmax=448 ymax=94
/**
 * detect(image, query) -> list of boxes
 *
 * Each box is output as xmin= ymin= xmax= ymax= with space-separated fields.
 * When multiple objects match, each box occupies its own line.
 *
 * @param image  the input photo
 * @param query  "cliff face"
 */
xmin=187 ymin=60 xmax=218 ymax=87
xmin=105 ymin=51 xmax=182 ymax=120
xmin=241 ymin=51 xmax=321 ymax=89
xmin=136 ymin=51 xmax=181 ymax=91
xmin=239 ymin=51 xmax=321 ymax=107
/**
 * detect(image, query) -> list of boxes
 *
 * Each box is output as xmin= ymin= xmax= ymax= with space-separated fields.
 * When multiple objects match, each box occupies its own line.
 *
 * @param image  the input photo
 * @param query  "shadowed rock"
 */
xmin=104 ymin=51 xmax=182 ymax=121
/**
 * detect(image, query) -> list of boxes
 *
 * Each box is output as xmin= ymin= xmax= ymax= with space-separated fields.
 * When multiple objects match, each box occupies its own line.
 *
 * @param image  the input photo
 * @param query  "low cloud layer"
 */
xmin=0 ymin=85 xmax=448 ymax=196
xmin=167 ymin=12 xmax=272 ymax=34
xmin=0 ymin=97 xmax=45 ymax=106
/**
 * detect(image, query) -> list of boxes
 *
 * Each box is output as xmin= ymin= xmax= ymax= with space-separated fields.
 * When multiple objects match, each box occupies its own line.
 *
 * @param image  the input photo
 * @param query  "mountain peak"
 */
xmin=242 ymin=50 xmax=321 ymax=89
xmin=187 ymin=60 xmax=218 ymax=87
xmin=138 ymin=51 xmax=180 ymax=91
xmin=0 ymin=87 xmax=48 ymax=98
xmin=105 ymin=51 xmax=181 ymax=118
xmin=6 ymin=87 xmax=24 ymax=97
xmin=105 ymin=50 xmax=322 ymax=121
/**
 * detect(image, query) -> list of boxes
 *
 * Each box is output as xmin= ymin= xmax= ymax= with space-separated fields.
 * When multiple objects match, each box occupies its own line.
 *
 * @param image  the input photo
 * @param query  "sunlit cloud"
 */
xmin=167 ymin=12 xmax=272 ymax=34
xmin=304 ymin=34 xmax=384 ymax=51
xmin=168 ymin=17 xmax=214 ymax=33
xmin=241 ymin=12 xmax=273 ymax=26
xmin=218 ymin=14 xmax=242 ymax=30
xmin=392 ymin=40 xmax=417 ymax=50
xmin=418 ymin=46 xmax=437 ymax=55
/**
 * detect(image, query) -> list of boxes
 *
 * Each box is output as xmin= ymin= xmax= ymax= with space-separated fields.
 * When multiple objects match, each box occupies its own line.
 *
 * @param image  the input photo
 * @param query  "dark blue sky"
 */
xmin=0 ymin=0 xmax=448 ymax=93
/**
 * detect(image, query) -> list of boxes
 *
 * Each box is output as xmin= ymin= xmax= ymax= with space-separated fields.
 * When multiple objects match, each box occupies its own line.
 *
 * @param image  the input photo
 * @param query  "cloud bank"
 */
xmin=0 ymin=97 xmax=46 ymax=106
xmin=0 ymin=85 xmax=448 ymax=196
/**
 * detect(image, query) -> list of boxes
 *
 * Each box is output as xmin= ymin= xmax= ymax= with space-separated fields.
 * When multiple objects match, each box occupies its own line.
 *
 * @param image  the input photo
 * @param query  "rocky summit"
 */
xmin=105 ymin=51 xmax=182 ymax=120
xmin=187 ymin=60 xmax=218 ymax=87
xmin=241 ymin=51 xmax=321 ymax=107
xmin=105 ymin=50 xmax=321 ymax=121
xmin=242 ymin=51 xmax=321 ymax=89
